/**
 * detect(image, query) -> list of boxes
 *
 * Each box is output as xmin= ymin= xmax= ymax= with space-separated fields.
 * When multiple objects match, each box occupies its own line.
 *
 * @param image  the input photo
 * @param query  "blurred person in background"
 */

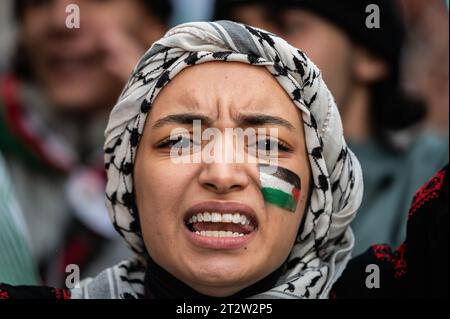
xmin=170 ymin=0 xmax=214 ymax=26
xmin=278 ymin=0 xmax=449 ymax=254
xmin=0 ymin=153 xmax=39 ymax=286
xmin=0 ymin=0 xmax=172 ymax=286
xmin=0 ymin=0 xmax=15 ymax=73
xmin=213 ymin=0 xmax=280 ymax=34
xmin=400 ymin=0 xmax=449 ymax=135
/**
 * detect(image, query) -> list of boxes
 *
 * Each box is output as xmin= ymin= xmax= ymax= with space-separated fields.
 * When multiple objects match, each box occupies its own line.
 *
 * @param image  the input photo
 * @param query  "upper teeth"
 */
xmin=187 ymin=212 xmax=251 ymax=225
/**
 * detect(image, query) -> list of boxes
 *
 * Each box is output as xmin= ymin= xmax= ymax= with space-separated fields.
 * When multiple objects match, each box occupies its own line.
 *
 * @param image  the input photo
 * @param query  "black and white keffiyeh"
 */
xmin=72 ymin=21 xmax=363 ymax=299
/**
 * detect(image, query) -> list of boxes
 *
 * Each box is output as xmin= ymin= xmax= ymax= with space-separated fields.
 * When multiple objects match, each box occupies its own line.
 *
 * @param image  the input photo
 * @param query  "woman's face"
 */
xmin=134 ymin=62 xmax=311 ymax=297
xmin=20 ymin=0 xmax=165 ymax=112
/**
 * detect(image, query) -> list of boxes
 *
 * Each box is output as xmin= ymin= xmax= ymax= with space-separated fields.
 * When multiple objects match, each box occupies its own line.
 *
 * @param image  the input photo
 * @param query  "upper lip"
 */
xmin=184 ymin=201 xmax=258 ymax=227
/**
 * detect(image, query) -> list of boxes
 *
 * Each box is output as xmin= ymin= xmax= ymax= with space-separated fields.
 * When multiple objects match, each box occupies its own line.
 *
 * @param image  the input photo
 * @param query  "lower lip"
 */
xmin=184 ymin=226 xmax=257 ymax=250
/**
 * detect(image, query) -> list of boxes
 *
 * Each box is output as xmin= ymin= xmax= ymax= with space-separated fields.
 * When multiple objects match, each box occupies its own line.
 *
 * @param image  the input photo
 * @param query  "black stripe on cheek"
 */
xmin=258 ymin=164 xmax=301 ymax=189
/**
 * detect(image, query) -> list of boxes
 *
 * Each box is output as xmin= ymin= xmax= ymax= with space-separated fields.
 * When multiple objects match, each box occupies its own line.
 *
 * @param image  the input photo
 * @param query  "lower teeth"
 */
xmin=195 ymin=230 xmax=245 ymax=237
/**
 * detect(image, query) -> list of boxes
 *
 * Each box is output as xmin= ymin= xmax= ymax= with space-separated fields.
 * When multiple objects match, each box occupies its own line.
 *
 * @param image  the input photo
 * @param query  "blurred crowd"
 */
xmin=0 ymin=0 xmax=448 ymax=287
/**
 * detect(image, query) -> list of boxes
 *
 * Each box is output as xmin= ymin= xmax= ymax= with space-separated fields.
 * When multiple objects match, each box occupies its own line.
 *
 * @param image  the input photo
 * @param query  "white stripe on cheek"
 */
xmin=260 ymin=171 xmax=295 ymax=194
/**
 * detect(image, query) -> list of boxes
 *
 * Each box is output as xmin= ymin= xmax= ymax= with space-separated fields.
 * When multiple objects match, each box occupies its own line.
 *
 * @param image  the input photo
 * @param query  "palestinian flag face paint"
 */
xmin=258 ymin=165 xmax=301 ymax=213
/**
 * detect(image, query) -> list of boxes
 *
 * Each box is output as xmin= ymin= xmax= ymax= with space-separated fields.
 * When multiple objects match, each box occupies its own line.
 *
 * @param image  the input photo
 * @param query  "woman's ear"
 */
xmin=352 ymin=46 xmax=389 ymax=83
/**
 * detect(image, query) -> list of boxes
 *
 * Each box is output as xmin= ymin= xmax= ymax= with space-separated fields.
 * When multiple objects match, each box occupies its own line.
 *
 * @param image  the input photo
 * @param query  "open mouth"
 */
xmin=183 ymin=202 xmax=258 ymax=239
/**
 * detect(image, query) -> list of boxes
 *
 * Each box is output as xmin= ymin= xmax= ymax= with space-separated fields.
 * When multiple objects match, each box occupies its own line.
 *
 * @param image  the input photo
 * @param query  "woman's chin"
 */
xmin=184 ymin=273 xmax=256 ymax=298
xmin=180 ymin=258 xmax=259 ymax=296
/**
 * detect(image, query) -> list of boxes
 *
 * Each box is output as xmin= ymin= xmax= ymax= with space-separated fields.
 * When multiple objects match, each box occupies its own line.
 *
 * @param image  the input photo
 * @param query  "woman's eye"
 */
xmin=250 ymin=139 xmax=292 ymax=153
xmin=157 ymin=135 xmax=192 ymax=149
xmin=257 ymin=138 xmax=278 ymax=152
xmin=174 ymin=136 xmax=191 ymax=149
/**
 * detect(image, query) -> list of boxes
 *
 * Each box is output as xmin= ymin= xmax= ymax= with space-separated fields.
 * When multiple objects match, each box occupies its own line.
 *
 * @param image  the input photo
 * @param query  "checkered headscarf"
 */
xmin=104 ymin=21 xmax=363 ymax=298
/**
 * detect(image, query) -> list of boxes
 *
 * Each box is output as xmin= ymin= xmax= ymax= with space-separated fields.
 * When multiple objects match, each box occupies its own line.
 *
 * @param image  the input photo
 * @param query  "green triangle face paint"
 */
xmin=258 ymin=165 xmax=301 ymax=213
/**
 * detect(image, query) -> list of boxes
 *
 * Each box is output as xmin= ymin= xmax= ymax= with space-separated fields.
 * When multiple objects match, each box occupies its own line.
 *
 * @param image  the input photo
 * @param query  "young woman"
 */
xmin=74 ymin=20 xmax=362 ymax=298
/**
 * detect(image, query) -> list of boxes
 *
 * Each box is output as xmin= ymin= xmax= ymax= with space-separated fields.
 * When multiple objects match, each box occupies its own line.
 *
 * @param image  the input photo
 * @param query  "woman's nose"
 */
xmin=198 ymin=162 xmax=250 ymax=194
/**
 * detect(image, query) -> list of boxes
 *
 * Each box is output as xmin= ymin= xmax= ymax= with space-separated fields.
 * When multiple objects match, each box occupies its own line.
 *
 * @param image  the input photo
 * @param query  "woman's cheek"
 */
xmin=144 ymin=162 xmax=197 ymax=212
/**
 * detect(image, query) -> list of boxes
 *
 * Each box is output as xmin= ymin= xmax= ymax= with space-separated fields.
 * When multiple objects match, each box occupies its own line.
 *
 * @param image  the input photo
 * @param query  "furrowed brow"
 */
xmin=152 ymin=113 xmax=213 ymax=129
xmin=235 ymin=113 xmax=296 ymax=130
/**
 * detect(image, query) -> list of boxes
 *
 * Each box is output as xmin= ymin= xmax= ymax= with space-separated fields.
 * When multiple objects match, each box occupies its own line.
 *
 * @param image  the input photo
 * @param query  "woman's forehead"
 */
xmin=149 ymin=61 xmax=300 ymax=125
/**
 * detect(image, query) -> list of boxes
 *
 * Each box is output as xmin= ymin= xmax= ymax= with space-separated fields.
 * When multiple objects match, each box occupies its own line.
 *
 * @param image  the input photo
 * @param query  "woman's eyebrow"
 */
xmin=235 ymin=113 xmax=296 ymax=131
xmin=151 ymin=113 xmax=296 ymax=130
xmin=152 ymin=113 xmax=213 ymax=128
